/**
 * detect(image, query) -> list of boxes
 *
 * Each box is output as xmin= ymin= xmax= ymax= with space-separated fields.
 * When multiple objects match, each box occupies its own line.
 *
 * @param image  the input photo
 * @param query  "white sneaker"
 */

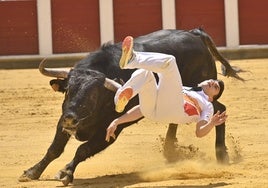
xmin=115 ymin=87 xmax=133 ymax=113
xmin=119 ymin=36 xmax=134 ymax=69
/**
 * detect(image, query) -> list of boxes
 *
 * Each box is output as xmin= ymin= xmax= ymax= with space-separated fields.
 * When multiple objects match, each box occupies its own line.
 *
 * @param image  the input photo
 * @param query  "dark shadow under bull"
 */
xmin=19 ymin=28 xmax=243 ymax=186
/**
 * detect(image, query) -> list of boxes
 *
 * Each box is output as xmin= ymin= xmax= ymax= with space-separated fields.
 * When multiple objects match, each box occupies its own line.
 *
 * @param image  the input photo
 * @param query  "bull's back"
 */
xmin=133 ymin=29 xmax=217 ymax=86
xmin=76 ymin=29 xmax=217 ymax=86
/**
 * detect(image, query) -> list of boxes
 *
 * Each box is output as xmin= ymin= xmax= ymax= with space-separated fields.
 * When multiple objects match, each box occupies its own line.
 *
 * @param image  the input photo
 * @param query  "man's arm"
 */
xmin=106 ymin=105 xmax=143 ymax=142
xmin=195 ymin=111 xmax=227 ymax=138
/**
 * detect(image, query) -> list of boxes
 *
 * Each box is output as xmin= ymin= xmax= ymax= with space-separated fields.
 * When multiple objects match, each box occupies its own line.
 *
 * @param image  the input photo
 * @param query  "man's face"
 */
xmin=199 ymin=79 xmax=220 ymax=101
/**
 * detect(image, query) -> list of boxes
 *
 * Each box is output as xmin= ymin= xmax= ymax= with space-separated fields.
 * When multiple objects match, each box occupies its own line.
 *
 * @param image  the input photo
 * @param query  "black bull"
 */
xmin=19 ymin=29 xmax=242 ymax=185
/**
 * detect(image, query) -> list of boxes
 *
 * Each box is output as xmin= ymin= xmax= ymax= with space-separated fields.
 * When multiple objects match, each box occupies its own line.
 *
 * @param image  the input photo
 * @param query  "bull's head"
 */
xmin=39 ymin=59 xmax=121 ymax=141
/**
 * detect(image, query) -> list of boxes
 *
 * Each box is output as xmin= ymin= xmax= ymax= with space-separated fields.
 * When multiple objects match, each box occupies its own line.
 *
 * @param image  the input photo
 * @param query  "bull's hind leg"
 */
xmin=163 ymin=102 xmax=230 ymax=164
xmin=19 ymin=121 xmax=70 ymax=181
xmin=163 ymin=123 xmax=178 ymax=162
xmin=213 ymin=101 xmax=229 ymax=164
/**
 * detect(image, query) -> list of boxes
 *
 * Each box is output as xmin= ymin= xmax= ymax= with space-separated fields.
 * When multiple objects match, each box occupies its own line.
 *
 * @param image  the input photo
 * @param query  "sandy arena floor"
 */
xmin=0 ymin=58 xmax=267 ymax=187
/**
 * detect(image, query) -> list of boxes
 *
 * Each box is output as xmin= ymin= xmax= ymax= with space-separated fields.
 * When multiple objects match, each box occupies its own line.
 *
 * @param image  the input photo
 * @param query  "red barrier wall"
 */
xmin=0 ymin=0 xmax=38 ymax=55
xmin=175 ymin=0 xmax=226 ymax=46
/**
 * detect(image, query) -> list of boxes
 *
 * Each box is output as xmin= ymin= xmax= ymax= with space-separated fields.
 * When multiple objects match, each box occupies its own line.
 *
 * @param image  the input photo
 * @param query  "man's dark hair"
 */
xmin=213 ymin=80 xmax=224 ymax=101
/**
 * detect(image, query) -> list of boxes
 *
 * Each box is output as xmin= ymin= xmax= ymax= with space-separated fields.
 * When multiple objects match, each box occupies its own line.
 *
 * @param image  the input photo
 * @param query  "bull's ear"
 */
xmin=49 ymin=79 xmax=67 ymax=93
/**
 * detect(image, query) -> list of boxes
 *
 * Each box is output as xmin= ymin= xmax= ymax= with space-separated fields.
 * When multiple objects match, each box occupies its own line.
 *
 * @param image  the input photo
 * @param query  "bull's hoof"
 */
xmin=18 ymin=168 xmax=40 ymax=182
xmin=61 ymin=175 xmax=72 ymax=186
xmin=216 ymin=147 xmax=229 ymax=165
xmin=163 ymin=137 xmax=179 ymax=162
xmin=18 ymin=173 xmax=33 ymax=182
xmin=55 ymin=169 xmax=74 ymax=186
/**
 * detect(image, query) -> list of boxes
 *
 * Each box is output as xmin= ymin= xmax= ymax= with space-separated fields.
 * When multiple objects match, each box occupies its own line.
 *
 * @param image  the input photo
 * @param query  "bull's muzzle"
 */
xmin=62 ymin=113 xmax=79 ymax=134
xmin=61 ymin=112 xmax=89 ymax=136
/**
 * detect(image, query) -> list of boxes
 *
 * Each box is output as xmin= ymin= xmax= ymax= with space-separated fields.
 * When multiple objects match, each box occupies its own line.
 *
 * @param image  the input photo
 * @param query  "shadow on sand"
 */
xmin=54 ymin=172 xmax=231 ymax=188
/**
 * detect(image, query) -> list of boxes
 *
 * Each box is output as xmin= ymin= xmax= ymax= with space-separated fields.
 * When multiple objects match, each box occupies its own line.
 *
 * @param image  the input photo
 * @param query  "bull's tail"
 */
xmin=190 ymin=28 xmax=244 ymax=81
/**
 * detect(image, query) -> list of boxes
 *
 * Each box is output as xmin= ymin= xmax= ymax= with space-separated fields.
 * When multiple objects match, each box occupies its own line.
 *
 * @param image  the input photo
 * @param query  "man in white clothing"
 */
xmin=106 ymin=36 xmax=227 ymax=142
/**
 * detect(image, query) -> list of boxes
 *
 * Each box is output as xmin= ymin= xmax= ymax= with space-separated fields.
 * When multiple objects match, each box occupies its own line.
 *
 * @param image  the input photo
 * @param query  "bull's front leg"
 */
xmin=19 ymin=121 xmax=70 ymax=181
xmin=213 ymin=101 xmax=229 ymax=164
xmin=55 ymin=130 xmax=112 ymax=186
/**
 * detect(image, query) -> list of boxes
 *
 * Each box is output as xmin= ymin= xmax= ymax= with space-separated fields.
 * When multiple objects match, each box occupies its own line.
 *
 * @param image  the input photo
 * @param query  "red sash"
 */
xmin=183 ymin=94 xmax=201 ymax=116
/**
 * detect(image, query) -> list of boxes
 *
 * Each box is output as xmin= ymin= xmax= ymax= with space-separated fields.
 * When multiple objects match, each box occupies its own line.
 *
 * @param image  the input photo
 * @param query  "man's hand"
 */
xmin=105 ymin=120 xmax=118 ymax=142
xmin=211 ymin=111 xmax=228 ymax=126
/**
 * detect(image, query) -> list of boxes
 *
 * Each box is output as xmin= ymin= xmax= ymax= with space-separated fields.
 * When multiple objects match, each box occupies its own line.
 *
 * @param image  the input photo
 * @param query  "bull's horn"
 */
xmin=104 ymin=78 xmax=122 ymax=92
xmin=39 ymin=58 xmax=70 ymax=78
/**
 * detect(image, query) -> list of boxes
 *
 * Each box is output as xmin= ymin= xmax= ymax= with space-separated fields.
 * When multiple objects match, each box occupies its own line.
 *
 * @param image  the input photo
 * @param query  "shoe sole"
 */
xmin=115 ymin=87 xmax=133 ymax=113
xmin=119 ymin=36 xmax=133 ymax=69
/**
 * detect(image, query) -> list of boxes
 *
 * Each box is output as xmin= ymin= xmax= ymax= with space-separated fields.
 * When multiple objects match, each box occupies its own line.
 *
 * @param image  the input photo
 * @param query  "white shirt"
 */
xmin=182 ymin=87 xmax=214 ymax=123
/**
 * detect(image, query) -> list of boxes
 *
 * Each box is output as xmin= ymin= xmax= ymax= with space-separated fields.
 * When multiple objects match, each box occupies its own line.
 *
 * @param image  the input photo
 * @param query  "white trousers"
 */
xmin=115 ymin=51 xmax=186 ymax=123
